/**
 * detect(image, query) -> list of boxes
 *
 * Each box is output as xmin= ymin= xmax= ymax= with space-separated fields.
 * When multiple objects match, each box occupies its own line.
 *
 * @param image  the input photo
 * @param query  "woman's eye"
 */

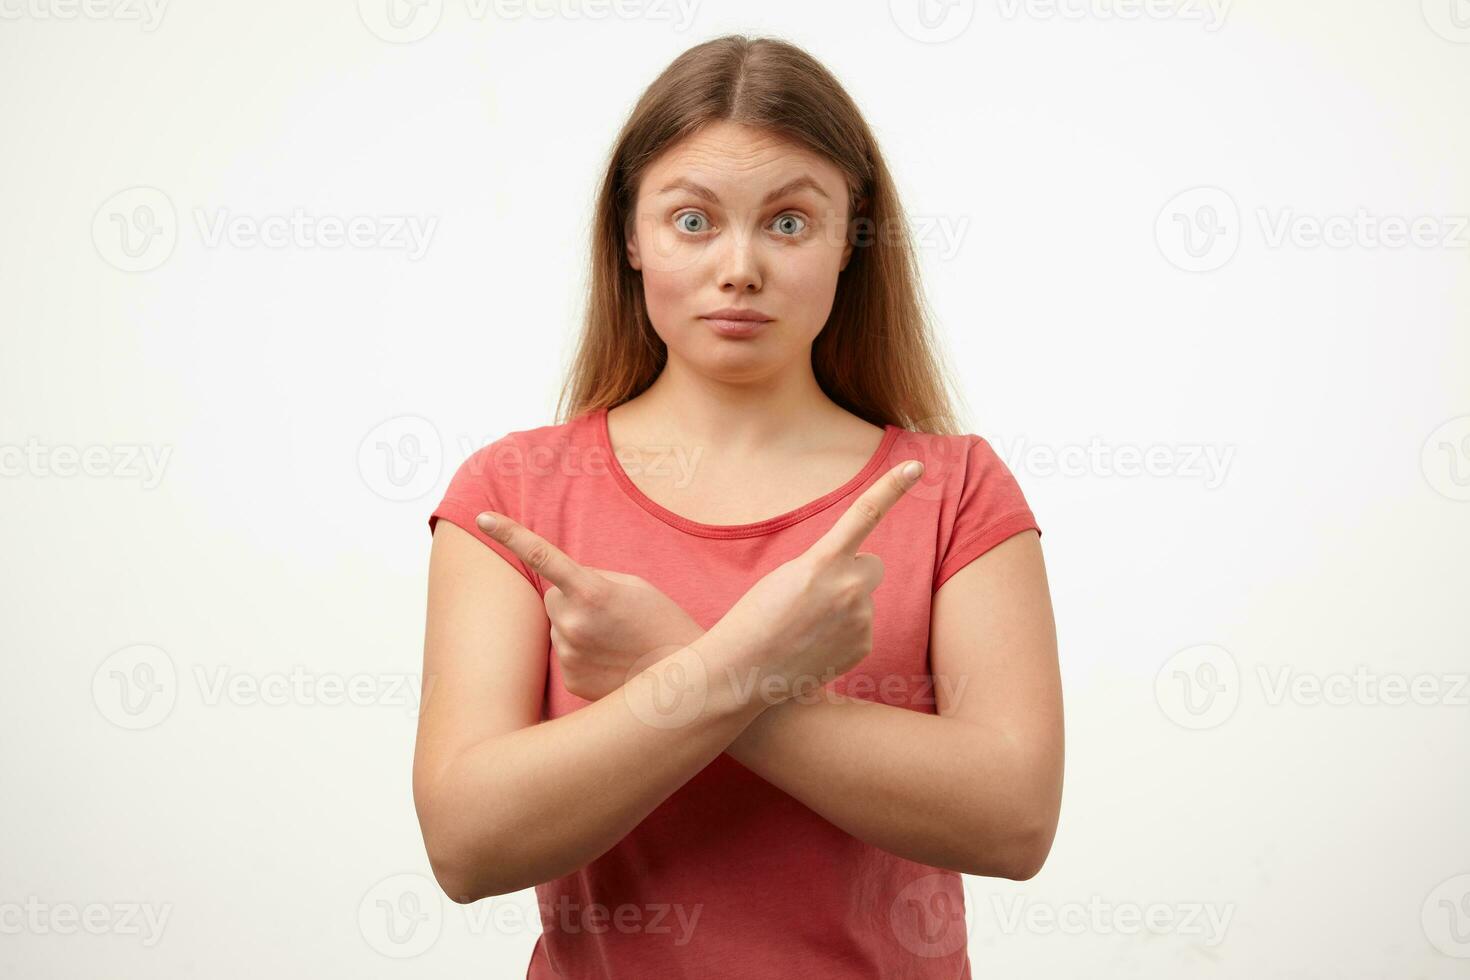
xmin=675 ymin=212 xmax=709 ymax=233
xmin=772 ymin=213 xmax=807 ymax=236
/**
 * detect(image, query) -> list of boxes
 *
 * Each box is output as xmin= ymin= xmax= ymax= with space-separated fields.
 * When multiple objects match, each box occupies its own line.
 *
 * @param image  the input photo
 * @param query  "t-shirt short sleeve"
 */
xmin=932 ymin=435 xmax=1041 ymax=592
xmin=427 ymin=437 xmax=539 ymax=590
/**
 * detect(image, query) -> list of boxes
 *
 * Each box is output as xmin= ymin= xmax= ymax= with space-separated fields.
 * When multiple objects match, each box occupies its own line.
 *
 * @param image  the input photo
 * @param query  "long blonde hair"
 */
xmin=554 ymin=34 xmax=967 ymax=435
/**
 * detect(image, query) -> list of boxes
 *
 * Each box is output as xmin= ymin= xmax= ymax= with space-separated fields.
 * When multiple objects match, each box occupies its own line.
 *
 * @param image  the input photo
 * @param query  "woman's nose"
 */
xmin=717 ymin=229 xmax=763 ymax=291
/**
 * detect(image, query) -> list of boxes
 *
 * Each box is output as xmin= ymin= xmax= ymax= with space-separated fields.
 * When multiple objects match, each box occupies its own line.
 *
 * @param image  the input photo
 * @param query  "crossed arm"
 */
xmin=415 ymin=510 xmax=1061 ymax=899
xmin=718 ymin=529 xmax=1061 ymax=879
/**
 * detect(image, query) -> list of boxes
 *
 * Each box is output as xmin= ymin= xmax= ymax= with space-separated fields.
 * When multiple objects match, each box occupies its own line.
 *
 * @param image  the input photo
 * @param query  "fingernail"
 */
xmin=477 ymin=513 xmax=498 ymax=532
xmin=902 ymin=461 xmax=923 ymax=481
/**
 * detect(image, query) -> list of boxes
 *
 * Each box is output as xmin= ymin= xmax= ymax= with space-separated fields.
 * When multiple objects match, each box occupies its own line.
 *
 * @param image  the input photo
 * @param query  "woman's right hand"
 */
xmin=700 ymin=458 xmax=925 ymax=705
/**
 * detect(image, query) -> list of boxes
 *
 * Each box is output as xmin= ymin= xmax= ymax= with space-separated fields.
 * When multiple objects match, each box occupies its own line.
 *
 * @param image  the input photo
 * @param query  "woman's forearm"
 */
xmin=647 ymin=624 xmax=1051 ymax=878
xmin=424 ymin=635 xmax=769 ymax=902
xmin=726 ymin=691 xmax=1053 ymax=879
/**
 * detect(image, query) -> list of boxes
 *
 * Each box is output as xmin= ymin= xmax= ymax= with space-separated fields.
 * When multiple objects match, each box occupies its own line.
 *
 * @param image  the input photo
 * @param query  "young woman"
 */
xmin=414 ymin=34 xmax=1063 ymax=979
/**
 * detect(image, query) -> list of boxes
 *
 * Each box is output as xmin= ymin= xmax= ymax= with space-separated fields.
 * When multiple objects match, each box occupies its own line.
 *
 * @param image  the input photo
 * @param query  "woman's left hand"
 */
xmin=547 ymin=568 xmax=705 ymax=702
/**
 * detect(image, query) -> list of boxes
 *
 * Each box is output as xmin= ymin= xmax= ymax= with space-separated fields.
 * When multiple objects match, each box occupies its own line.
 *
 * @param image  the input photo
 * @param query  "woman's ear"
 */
xmin=623 ymin=209 xmax=644 ymax=271
xmin=841 ymin=196 xmax=869 ymax=272
xmin=625 ymin=227 xmax=642 ymax=271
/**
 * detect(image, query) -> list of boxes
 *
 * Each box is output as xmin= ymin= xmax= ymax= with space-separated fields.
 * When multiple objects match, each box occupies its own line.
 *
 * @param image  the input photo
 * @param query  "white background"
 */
xmin=1 ymin=0 xmax=1467 ymax=976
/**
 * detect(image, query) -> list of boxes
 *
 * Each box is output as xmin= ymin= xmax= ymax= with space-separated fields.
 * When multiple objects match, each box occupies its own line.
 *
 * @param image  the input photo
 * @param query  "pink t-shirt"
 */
xmin=428 ymin=404 xmax=1041 ymax=979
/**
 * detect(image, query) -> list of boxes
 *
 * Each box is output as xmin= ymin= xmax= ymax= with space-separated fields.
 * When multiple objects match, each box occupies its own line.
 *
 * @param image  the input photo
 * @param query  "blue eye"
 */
xmin=675 ymin=212 xmax=709 ymax=233
xmin=773 ymin=213 xmax=806 ymax=236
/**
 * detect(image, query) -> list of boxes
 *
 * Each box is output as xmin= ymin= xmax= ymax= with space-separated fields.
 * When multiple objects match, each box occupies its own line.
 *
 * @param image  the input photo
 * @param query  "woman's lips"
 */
xmin=701 ymin=316 xmax=771 ymax=338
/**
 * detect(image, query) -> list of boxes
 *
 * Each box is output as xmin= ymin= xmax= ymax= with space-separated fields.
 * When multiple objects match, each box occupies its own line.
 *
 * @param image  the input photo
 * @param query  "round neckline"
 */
xmin=594 ymin=404 xmax=901 ymax=539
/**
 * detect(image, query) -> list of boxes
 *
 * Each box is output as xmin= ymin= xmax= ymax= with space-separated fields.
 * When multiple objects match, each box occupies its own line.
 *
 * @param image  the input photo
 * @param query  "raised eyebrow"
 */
xmin=656 ymin=175 xmax=831 ymax=207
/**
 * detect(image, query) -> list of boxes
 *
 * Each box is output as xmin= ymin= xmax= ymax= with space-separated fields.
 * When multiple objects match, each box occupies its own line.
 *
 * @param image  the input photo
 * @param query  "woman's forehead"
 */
xmin=641 ymin=127 xmax=845 ymax=201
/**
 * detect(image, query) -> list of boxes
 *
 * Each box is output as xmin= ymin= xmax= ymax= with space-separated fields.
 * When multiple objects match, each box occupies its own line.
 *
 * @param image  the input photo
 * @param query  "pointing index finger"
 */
xmin=476 ymin=511 xmax=598 ymax=597
xmin=815 ymin=459 xmax=925 ymax=557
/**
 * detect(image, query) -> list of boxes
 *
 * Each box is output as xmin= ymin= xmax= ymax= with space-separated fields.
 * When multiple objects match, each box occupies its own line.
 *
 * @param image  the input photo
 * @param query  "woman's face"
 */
xmin=625 ymin=121 xmax=855 ymax=379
